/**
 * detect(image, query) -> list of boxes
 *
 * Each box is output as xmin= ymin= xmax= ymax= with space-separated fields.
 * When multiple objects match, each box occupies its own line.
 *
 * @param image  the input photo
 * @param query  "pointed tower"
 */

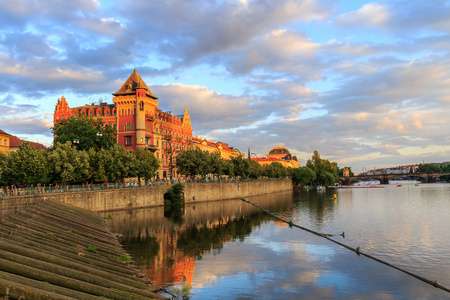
xmin=54 ymin=96 xmax=72 ymax=123
xmin=112 ymin=69 xmax=159 ymax=150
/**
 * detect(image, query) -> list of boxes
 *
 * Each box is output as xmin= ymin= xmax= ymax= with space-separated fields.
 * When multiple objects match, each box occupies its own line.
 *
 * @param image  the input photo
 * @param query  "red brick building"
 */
xmin=54 ymin=69 xmax=193 ymax=179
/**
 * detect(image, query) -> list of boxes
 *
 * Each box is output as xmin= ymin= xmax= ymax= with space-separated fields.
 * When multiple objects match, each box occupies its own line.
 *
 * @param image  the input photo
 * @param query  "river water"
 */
xmin=107 ymin=181 xmax=450 ymax=299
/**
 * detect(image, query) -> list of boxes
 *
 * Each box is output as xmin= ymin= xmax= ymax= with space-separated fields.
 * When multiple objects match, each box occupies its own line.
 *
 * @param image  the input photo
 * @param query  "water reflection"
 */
xmin=106 ymin=187 xmax=450 ymax=299
xmin=109 ymin=192 xmax=294 ymax=286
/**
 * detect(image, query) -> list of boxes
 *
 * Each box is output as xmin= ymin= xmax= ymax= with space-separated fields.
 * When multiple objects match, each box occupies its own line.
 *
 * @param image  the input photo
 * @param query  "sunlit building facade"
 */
xmin=0 ymin=129 xmax=11 ymax=154
xmin=193 ymin=136 xmax=243 ymax=159
xmin=251 ymin=146 xmax=299 ymax=169
xmin=54 ymin=69 xmax=194 ymax=179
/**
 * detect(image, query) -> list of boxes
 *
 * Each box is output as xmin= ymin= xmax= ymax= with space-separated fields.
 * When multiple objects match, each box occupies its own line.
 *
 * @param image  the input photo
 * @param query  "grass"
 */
xmin=288 ymin=220 xmax=293 ymax=228
xmin=168 ymin=283 xmax=192 ymax=300
xmin=87 ymin=246 xmax=97 ymax=253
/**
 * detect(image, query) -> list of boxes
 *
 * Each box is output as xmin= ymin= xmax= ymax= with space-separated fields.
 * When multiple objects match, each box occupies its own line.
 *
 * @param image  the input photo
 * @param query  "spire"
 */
xmin=112 ymin=69 xmax=158 ymax=99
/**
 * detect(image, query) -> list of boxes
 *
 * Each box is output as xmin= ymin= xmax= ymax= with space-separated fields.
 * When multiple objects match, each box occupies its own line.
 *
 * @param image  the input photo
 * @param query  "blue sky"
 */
xmin=2 ymin=0 xmax=450 ymax=172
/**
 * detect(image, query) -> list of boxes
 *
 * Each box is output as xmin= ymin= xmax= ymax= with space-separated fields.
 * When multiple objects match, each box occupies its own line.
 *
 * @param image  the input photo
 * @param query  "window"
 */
xmin=125 ymin=122 xmax=133 ymax=131
xmin=4 ymin=140 xmax=6 ymax=146
xmin=145 ymin=137 xmax=149 ymax=145
xmin=125 ymin=136 xmax=132 ymax=146
xmin=105 ymin=111 xmax=109 ymax=116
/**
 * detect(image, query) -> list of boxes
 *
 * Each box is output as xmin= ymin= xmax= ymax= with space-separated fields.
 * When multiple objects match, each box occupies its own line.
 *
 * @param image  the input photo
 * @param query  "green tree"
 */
xmin=87 ymin=147 xmax=111 ymax=183
xmin=108 ymin=144 xmax=136 ymax=182
xmin=9 ymin=142 xmax=48 ymax=185
xmin=263 ymin=162 xmax=287 ymax=178
xmin=306 ymin=150 xmax=339 ymax=186
xmin=248 ymin=160 xmax=263 ymax=179
xmin=52 ymin=115 xmax=116 ymax=151
xmin=292 ymin=166 xmax=316 ymax=186
xmin=176 ymin=148 xmax=212 ymax=178
xmin=230 ymin=157 xmax=251 ymax=179
xmin=0 ymin=152 xmax=10 ymax=185
xmin=418 ymin=163 xmax=440 ymax=173
xmin=134 ymin=148 xmax=159 ymax=184
xmin=47 ymin=142 xmax=90 ymax=184
xmin=209 ymin=151 xmax=225 ymax=177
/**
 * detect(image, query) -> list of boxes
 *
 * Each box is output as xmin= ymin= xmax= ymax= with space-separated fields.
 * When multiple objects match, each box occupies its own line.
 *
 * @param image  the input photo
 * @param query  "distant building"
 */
xmin=343 ymin=168 xmax=350 ymax=177
xmin=252 ymin=146 xmax=299 ymax=169
xmin=193 ymin=136 xmax=242 ymax=159
xmin=9 ymin=135 xmax=47 ymax=152
xmin=0 ymin=129 xmax=11 ymax=154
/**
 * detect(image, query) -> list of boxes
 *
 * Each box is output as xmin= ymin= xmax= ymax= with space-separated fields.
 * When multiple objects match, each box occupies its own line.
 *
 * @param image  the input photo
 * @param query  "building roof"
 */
xmin=267 ymin=146 xmax=291 ymax=157
xmin=0 ymin=129 xmax=11 ymax=136
xmin=251 ymin=157 xmax=283 ymax=162
xmin=10 ymin=135 xmax=47 ymax=150
xmin=112 ymin=69 xmax=158 ymax=99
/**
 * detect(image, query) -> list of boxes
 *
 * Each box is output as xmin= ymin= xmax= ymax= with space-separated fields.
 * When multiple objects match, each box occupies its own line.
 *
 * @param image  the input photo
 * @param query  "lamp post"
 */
xmin=162 ymin=138 xmax=180 ymax=180
xmin=96 ymin=132 xmax=108 ymax=149
xmin=73 ymin=139 xmax=80 ymax=150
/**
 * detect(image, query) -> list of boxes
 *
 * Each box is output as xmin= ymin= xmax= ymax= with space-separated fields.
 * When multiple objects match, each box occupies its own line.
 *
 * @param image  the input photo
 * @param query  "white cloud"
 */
xmin=335 ymin=3 xmax=391 ymax=29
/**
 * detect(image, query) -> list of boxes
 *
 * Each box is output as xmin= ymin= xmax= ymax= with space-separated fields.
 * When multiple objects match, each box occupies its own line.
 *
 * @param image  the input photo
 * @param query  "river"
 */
xmin=107 ymin=181 xmax=450 ymax=299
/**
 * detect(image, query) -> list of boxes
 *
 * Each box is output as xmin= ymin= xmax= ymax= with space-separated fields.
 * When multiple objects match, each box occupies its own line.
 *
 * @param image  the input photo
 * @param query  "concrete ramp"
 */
xmin=0 ymin=199 xmax=167 ymax=299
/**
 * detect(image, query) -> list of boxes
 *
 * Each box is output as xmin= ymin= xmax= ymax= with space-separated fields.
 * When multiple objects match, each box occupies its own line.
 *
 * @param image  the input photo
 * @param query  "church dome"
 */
xmin=267 ymin=146 xmax=291 ymax=159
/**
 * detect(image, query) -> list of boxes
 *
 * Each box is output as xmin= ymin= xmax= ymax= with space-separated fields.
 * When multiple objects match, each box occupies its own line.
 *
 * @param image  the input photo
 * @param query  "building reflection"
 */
xmin=107 ymin=191 xmax=295 ymax=286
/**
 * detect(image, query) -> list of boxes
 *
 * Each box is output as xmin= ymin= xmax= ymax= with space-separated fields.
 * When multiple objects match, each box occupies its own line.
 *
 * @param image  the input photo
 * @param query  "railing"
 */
xmin=0 ymin=178 xmax=290 ymax=198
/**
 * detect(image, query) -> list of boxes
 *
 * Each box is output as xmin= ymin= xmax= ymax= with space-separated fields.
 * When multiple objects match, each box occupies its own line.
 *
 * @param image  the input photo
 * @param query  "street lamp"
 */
xmin=73 ymin=139 xmax=80 ymax=150
xmin=162 ymin=138 xmax=181 ymax=180
xmin=96 ymin=132 xmax=108 ymax=149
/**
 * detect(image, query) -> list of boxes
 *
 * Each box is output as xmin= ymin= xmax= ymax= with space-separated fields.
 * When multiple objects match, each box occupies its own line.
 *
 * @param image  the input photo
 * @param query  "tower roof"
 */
xmin=112 ymin=69 xmax=158 ymax=99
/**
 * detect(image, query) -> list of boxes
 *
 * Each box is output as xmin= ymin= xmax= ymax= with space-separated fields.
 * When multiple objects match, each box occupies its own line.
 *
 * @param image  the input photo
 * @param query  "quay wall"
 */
xmin=1 ymin=180 xmax=293 ymax=214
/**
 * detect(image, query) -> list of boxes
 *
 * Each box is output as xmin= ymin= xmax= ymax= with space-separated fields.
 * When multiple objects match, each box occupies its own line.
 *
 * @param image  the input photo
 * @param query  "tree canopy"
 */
xmin=52 ymin=115 xmax=116 ymax=151
xmin=292 ymin=166 xmax=316 ymax=186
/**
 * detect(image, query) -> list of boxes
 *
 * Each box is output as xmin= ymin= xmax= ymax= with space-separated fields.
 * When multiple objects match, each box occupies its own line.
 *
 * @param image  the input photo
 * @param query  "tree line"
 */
xmin=292 ymin=150 xmax=352 ymax=187
xmin=175 ymin=147 xmax=289 ymax=179
xmin=0 ymin=115 xmax=353 ymax=187
xmin=0 ymin=141 xmax=159 ymax=187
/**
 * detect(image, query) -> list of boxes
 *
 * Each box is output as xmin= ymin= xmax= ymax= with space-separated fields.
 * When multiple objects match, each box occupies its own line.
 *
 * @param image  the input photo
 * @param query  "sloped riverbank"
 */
xmin=0 ymin=199 xmax=167 ymax=299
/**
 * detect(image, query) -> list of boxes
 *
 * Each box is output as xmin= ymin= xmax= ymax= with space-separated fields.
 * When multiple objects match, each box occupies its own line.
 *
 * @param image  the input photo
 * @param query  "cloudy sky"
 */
xmin=2 ymin=0 xmax=450 ymax=172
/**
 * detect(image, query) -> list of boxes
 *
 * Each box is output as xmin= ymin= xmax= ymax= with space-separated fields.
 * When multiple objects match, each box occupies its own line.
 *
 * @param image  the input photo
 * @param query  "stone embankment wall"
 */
xmin=1 ymin=180 xmax=292 ymax=214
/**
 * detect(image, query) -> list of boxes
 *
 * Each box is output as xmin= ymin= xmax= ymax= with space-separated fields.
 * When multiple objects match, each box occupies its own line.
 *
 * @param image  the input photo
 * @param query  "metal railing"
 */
xmin=0 ymin=177 xmax=290 ymax=198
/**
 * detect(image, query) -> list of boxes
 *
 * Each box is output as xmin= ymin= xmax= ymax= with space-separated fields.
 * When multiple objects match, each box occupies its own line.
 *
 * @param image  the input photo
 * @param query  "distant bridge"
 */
xmin=339 ymin=172 xmax=450 ymax=185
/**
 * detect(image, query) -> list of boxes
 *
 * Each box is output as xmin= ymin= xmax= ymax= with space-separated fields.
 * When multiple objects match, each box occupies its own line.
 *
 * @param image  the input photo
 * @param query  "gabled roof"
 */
xmin=112 ymin=69 xmax=158 ymax=99
xmin=10 ymin=135 xmax=47 ymax=150
xmin=0 ymin=129 xmax=11 ymax=136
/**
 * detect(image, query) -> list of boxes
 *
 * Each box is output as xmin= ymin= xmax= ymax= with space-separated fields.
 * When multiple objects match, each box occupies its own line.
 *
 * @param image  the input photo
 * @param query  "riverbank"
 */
xmin=1 ymin=179 xmax=293 ymax=213
xmin=0 ymin=199 xmax=167 ymax=299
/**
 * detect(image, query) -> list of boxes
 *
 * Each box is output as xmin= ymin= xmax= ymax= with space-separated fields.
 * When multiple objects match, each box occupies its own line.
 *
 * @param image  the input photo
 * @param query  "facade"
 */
xmin=54 ymin=69 xmax=194 ymax=179
xmin=192 ymin=136 xmax=242 ymax=159
xmin=252 ymin=146 xmax=299 ymax=169
xmin=0 ymin=129 xmax=11 ymax=154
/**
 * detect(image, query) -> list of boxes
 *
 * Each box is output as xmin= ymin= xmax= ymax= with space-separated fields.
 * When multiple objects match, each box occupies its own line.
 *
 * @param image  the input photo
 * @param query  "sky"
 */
xmin=1 ymin=0 xmax=450 ymax=172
